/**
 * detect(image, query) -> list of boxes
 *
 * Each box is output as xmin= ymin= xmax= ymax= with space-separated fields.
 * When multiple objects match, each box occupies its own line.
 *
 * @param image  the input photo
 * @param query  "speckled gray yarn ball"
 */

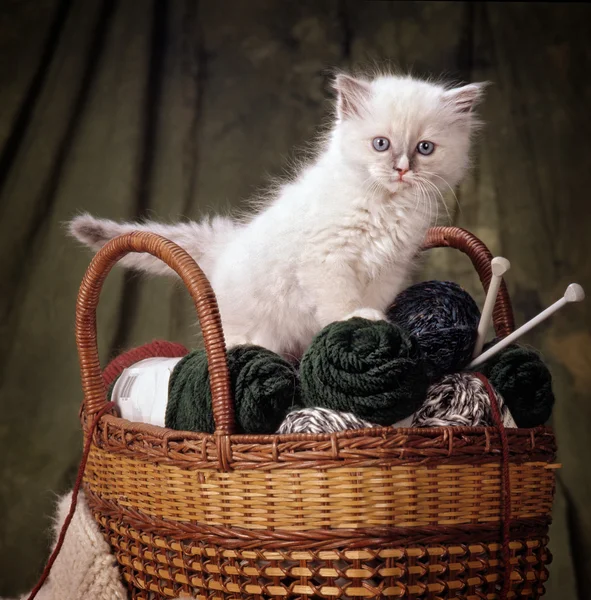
xmin=277 ymin=407 xmax=378 ymax=434
xmin=412 ymin=372 xmax=517 ymax=428
xmin=387 ymin=281 xmax=481 ymax=381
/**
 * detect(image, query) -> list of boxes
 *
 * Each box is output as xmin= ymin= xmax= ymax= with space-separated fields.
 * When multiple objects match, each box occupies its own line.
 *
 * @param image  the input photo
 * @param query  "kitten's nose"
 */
xmin=395 ymin=155 xmax=410 ymax=179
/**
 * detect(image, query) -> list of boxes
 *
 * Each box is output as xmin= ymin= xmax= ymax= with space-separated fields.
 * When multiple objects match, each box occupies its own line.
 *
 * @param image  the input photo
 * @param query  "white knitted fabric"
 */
xmin=5 ymin=490 xmax=193 ymax=600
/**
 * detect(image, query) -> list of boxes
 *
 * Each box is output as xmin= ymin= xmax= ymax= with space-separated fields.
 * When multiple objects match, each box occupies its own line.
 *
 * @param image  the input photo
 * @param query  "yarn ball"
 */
xmin=300 ymin=318 xmax=428 ymax=425
xmin=103 ymin=339 xmax=188 ymax=388
xmin=277 ymin=406 xmax=378 ymax=434
xmin=166 ymin=345 xmax=299 ymax=434
xmin=476 ymin=344 xmax=555 ymax=428
xmin=412 ymin=372 xmax=516 ymax=428
xmin=386 ymin=281 xmax=481 ymax=381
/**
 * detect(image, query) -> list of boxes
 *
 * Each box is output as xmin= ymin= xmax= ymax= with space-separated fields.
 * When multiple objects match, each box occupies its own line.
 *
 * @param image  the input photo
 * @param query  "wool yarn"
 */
xmin=109 ymin=357 xmax=185 ymax=426
xmin=166 ymin=345 xmax=299 ymax=434
xmin=277 ymin=406 xmax=378 ymax=434
xmin=299 ymin=318 xmax=428 ymax=425
xmin=386 ymin=281 xmax=480 ymax=381
xmin=476 ymin=344 xmax=555 ymax=428
xmin=103 ymin=339 xmax=188 ymax=388
xmin=412 ymin=372 xmax=517 ymax=428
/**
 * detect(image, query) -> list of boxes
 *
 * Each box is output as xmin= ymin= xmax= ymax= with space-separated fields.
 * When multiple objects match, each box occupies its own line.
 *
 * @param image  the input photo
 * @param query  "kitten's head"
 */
xmin=331 ymin=72 xmax=487 ymax=197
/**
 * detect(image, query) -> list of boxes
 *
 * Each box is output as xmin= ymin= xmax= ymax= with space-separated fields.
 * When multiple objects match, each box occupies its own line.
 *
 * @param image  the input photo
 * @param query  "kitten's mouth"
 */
xmin=371 ymin=171 xmax=414 ymax=194
xmin=383 ymin=178 xmax=410 ymax=193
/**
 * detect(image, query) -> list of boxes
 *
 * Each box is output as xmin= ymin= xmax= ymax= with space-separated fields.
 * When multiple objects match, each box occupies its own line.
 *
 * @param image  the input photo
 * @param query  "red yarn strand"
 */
xmin=102 ymin=340 xmax=187 ymax=387
xmin=475 ymin=372 xmax=512 ymax=599
xmin=27 ymin=402 xmax=115 ymax=600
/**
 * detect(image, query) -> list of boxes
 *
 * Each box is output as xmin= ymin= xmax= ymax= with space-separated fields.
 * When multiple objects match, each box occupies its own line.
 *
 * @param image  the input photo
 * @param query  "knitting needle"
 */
xmin=473 ymin=257 xmax=511 ymax=358
xmin=469 ymin=283 xmax=585 ymax=368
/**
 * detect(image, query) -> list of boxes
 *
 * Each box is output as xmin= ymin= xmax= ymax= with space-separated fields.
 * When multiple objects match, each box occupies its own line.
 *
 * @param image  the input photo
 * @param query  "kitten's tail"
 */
xmin=68 ymin=213 xmax=237 ymax=277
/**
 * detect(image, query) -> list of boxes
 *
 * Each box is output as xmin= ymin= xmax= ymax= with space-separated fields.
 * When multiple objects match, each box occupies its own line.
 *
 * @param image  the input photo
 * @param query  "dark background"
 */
xmin=0 ymin=1 xmax=589 ymax=596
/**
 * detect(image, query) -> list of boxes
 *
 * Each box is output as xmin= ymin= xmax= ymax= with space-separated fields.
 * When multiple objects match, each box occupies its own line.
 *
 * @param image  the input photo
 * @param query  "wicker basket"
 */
xmin=76 ymin=226 xmax=558 ymax=599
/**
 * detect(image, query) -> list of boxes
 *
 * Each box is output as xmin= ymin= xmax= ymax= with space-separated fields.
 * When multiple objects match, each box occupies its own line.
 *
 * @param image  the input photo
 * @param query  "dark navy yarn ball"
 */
xmin=386 ymin=281 xmax=481 ymax=381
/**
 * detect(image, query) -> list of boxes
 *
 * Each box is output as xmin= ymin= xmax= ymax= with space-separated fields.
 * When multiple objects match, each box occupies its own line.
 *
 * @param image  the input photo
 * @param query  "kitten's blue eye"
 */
xmin=417 ymin=141 xmax=435 ymax=155
xmin=372 ymin=137 xmax=390 ymax=152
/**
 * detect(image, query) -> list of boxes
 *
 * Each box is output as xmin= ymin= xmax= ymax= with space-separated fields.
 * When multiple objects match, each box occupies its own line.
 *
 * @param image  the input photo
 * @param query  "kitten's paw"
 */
xmin=343 ymin=308 xmax=387 ymax=322
xmin=68 ymin=214 xmax=120 ymax=249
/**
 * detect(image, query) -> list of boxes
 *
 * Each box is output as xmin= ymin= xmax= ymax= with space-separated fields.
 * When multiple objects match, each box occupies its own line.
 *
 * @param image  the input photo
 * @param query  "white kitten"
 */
xmin=69 ymin=73 xmax=485 ymax=358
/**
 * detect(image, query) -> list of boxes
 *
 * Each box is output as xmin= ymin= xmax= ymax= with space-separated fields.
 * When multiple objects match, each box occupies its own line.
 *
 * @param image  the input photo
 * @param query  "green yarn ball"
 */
xmin=300 ymin=318 xmax=428 ymax=425
xmin=165 ymin=349 xmax=211 ymax=432
xmin=165 ymin=345 xmax=299 ymax=434
xmin=476 ymin=344 xmax=555 ymax=428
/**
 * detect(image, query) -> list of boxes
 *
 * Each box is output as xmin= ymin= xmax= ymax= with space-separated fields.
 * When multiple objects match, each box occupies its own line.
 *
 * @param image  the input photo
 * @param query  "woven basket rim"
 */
xmin=87 ymin=414 xmax=556 ymax=471
xmin=102 ymin=412 xmax=553 ymax=442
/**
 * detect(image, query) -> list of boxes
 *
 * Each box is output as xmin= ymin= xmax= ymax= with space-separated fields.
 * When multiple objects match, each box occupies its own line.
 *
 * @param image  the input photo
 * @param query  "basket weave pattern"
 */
xmin=85 ymin=448 xmax=554 ymax=530
xmin=96 ymin=514 xmax=551 ymax=599
xmin=76 ymin=228 xmax=558 ymax=599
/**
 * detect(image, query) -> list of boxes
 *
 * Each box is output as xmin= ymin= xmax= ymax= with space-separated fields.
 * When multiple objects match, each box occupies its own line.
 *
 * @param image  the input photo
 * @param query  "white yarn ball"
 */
xmin=412 ymin=372 xmax=517 ymax=428
xmin=277 ymin=407 xmax=377 ymax=434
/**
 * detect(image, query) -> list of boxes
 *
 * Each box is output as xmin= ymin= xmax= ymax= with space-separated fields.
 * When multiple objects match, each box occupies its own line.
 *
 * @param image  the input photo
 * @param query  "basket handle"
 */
xmin=75 ymin=231 xmax=235 ymax=435
xmin=423 ymin=226 xmax=515 ymax=338
xmin=76 ymin=226 xmax=513 ymax=432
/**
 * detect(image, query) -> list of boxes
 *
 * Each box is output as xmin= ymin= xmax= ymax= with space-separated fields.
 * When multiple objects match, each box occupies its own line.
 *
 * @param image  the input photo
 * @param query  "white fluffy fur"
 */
xmin=69 ymin=73 xmax=485 ymax=358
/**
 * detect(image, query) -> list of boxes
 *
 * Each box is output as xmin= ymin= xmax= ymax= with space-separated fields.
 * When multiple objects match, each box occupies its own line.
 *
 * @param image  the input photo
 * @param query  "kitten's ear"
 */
xmin=333 ymin=74 xmax=371 ymax=120
xmin=444 ymin=82 xmax=489 ymax=114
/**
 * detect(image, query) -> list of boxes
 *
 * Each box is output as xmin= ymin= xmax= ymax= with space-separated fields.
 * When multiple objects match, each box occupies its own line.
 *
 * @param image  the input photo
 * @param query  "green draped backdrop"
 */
xmin=0 ymin=1 xmax=589 ymax=596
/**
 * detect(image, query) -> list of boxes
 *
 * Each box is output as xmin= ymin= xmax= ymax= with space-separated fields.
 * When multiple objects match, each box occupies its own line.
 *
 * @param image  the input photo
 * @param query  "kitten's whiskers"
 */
xmin=415 ymin=175 xmax=451 ymax=224
xmin=420 ymin=171 xmax=461 ymax=215
xmin=413 ymin=180 xmax=431 ymax=223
